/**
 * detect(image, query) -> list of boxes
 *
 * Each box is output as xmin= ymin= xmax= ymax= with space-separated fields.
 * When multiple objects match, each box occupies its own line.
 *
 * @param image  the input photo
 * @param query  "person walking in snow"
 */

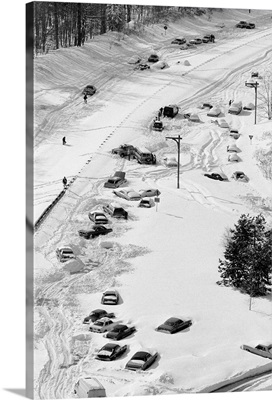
xmin=84 ymin=94 xmax=87 ymax=104
xmin=229 ymin=100 xmax=232 ymax=106
xmin=62 ymin=176 xmax=68 ymax=188
xmin=62 ymin=136 xmax=66 ymax=145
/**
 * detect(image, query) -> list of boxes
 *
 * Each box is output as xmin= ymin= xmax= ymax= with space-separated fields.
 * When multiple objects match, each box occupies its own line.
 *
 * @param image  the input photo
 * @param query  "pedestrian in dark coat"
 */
xmin=62 ymin=176 xmax=67 ymax=187
xmin=84 ymin=94 xmax=87 ymax=104
xmin=62 ymin=136 xmax=66 ymax=145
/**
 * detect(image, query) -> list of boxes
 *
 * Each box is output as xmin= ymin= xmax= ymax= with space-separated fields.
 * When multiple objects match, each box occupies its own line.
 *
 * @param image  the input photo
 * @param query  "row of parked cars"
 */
xmin=236 ymin=21 xmax=255 ymax=29
xmin=82 ymin=289 xmax=193 ymax=370
xmin=171 ymin=34 xmax=215 ymax=47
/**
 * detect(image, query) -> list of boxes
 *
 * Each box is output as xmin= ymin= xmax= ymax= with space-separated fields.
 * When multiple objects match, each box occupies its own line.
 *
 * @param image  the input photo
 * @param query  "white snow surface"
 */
xmin=34 ymin=8 xmax=272 ymax=399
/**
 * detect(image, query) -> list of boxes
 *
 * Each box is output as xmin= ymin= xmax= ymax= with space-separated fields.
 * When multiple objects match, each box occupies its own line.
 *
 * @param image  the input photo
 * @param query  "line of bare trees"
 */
xmin=33 ymin=2 xmax=216 ymax=55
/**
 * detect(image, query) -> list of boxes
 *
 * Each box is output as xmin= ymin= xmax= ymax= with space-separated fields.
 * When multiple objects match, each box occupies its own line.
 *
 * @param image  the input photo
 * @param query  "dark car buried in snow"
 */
xmin=204 ymin=172 xmax=228 ymax=181
xmin=104 ymin=171 xmax=127 ymax=188
xmin=111 ymin=144 xmax=135 ymax=157
xmin=78 ymin=225 xmax=112 ymax=239
xmin=156 ymin=317 xmax=192 ymax=334
xmin=125 ymin=350 xmax=158 ymax=371
xmin=105 ymin=324 xmax=136 ymax=341
xmin=148 ymin=54 xmax=159 ymax=63
xmin=83 ymin=309 xmax=115 ymax=324
xmin=95 ymin=343 xmax=128 ymax=361
xmin=82 ymin=85 xmax=97 ymax=96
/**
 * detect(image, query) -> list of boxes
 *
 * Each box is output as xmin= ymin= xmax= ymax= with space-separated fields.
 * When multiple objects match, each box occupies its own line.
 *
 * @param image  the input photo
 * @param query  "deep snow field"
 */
xmin=33 ymin=7 xmax=272 ymax=399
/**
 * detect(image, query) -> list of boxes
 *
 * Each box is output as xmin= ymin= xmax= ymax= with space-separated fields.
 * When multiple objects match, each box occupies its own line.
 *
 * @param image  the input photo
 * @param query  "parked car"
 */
xmin=156 ymin=317 xmax=192 ymax=334
xmin=103 ymin=203 xmax=128 ymax=219
xmin=202 ymin=34 xmax=214 ymax=43
xmin=251 ymin=71 xmax=259 ymax=78
xmin=204 ymin=172 xmax=228 ymax=181
xmin=88 ymin=210 xmax=109 ymax=225
xmin=148 ymin=54 xmax=159 ymax=62
xmin=111 ymin=144 xmax=135 ymax=157
xmin=227 ymin=144 xmax=239 ymax=152
xmin=104 ymin=171 xmax=127 ymax=188
xmin=138 ymin=198 xmax=155 ymax=208
xmin=228 ymin=153 xmax=239 ymax=162
xmin=101 ymin=289 xmax=120 ymax=305
xmin=83 ymin=309 xmax=115 ymax=324
xmin=163 ymin=104 xmax=179 ymax=118
xmin=228 ymin=101 xmax=242 ymax=115
xmin=189 ymin=38 xmax=202 ymax=45
xmin=95 ymin=343 xmax=128 ymax=361
xmin=241 ymin=343 xmax=272 ymax=359
xmin=125 ymin=350 xmax=158 ymax=371
xmin=236 ymin=21 xmax=247 ymax=28
xmin=56 ymin=246 xmax=75 ymax=262
xmin=137 ymin=63 xmax=150 ymax=70
xmin=231 ymin=171 xmax=249 ymax=182
xmin=74 ymin=377 xmax=106 ymax=398
xmin=171 ymin=38 xmax=186 ymax=45
xmin=78 ymin=225 xmax=112 ymax=239
xmin=139 ymin=189 xmax=161 ymax=197
xmin=106 ymin=324 xmax=136 ymax=340
xmin=246 ymin=23 xmax=255 ymax=29
xmin=89 ymin=317 xmax=119 ymax=333
xmin=82 ymin=85 xmax=97 ymax=96
xmin=201 ymin=102 xmax=213 ymax=109
xmin=113 ymin=188 xmax=141 ymax=201
xmin=207 ymin=107 xmax=221 ymax=117
xmin=152 ymin=120 xmax=164 ymax=131
xmin=163 ymin=157 xmax=178 ymax=167
xmin=230 ymin=129 xmax=240 ymax=139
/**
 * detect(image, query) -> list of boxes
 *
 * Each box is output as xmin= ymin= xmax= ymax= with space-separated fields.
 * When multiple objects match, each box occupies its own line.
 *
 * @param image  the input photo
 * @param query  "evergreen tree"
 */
xmin=217 ymin=214 xmax=272 ymax=296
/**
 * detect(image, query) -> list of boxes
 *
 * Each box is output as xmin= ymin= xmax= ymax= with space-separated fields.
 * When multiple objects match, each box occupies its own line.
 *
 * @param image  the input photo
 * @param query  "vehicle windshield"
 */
xmin=94 ymin=321 xmax=104 ymax=326
xmin=133 ymin=352 xmax=149 ymax=361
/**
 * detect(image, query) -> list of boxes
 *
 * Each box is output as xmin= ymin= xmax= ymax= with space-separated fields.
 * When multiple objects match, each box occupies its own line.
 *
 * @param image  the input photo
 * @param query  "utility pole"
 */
xmin=166 ymin=135 xmax=182 ymax=189
xmin=245 ymin=80 xmax=259 ymax=125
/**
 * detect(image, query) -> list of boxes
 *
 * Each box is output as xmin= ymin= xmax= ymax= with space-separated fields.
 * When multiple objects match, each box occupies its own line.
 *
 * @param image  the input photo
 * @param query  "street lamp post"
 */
xmin=166 ymin=134 xmax=182 ymax=189
xmin=245 ymin=80 xmax=259 ymax=124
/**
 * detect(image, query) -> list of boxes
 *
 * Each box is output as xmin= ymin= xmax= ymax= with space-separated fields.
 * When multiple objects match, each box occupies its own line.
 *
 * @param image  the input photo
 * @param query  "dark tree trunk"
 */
xmin=54 ymin=2 xmax=59 ymax=49
xmin=77 ymin=3 xmax=82 ymax=46
xmin=100 ymin=3 xmax=107 ymax=34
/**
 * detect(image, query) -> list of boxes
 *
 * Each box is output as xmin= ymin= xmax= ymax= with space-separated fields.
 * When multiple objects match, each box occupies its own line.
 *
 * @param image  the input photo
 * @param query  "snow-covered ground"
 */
xmin=33 ymin=8 xmax=272 ymax=399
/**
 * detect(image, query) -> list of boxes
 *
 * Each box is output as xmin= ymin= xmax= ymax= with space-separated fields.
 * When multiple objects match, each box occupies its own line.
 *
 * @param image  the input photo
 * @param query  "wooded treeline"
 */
xmin=34 ymin=2 xmax=219 ymax=55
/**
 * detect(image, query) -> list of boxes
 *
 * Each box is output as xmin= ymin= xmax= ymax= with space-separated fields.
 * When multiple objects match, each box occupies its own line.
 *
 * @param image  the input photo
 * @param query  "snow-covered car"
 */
xmin=95 ymin=343 xmax=128 ymax=361
xmin=204 ymin=172 xmax=228 ymax=181
xmin=101 ymin=289 xmax=120 ymax=305
xmin=241 ymin=343 xmax=272 ymax=359
xmin=83 ymin=309 xmax=115 ymax=324
xmin=218 ymin=119 xmax=229 ymax=128
xmin=136 ymin=63 xmax=150 ymax=70
xmin=78 ymin=225 xmax=112 ymax=239
xmin=207 ymin=107 xmax=221 ymax=117
xmin=189 ymin=38 xmax=202 ymax=45
xmin=163 ymin=157 xmax=178 ymax=167
xmin=231 ymin=171 xmax=249 ymax=182
xmin=125 ymin=350 xmax=158 ymax=371
xmin=148 ymin=54 xmax=159 ymax=62
xmin=246 ymin=23 xmax=255 ymax=29
xmin=228 ymin=153 xmax=239 ymax=162
xmin=229 ymin=129 xmax=240 ymax=139
xmin=128 ymin=55 xmax=141 ymax=64
xmin=139 ymin=189 xmax=161 ymax=198
xmin=113 ymin=188 xmax=141 ymax=201
xmin=102 ymin=203 xmax=128 ymax=219
xmin=243 ymin=102 xmax=255 ymax=110
xmin=104 ymin=171 xmax=127 ymax=188
xmin=228 ymin=101 xmax=242 ymax=115
xmin=138 ymin=198 xmax=155 ymax=208
xmin=152 ymin=120 xmax=164 ymax=131
xmin=105 ymin=324 xmax=136 ymax=340
xmin=88 ymin=210 xmax=109 ymax=224
xmin=156 ymin=317 xmax=192 ymax=334
xmin=227 ymin=144 xmax=239 ymax=152
xmin=111 ymin=144 xmax=135 ymax=157
xmin=163 ymin=105 xmax=179 ymax=118
xmin=201 ymin=102 xmax=213 ymax=109
xmin=171 ymin=38 xmax=186 ymax=45
xmin=89 ymin=317 xmax=119 ymax=333
xmin=82 ymin=85 xmax=97 ymax=96
xmin=56 ymin=246 xmax=75 ymax=262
